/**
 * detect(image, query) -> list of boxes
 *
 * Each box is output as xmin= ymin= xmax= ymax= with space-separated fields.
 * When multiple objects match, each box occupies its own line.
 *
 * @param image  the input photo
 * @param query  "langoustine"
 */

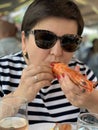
xmin=52 ymin=62 xmax=97 ymax=92
xmin=53 ymin=123 xmax=72 ymax=130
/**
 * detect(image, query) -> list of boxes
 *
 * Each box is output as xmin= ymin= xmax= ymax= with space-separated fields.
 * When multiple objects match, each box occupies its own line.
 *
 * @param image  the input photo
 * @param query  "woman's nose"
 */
xmin=50 ymin=40 xmax=63 ymax=56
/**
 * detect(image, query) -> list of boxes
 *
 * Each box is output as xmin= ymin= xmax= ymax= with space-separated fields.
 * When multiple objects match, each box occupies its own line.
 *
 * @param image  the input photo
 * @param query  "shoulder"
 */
xmin=0 ymin=51 xmax=24 ymax=61
xmin=0 ymin=51 xmax=26 ymax=71
xmin=69 ymin=56 xmax=86 ymax=69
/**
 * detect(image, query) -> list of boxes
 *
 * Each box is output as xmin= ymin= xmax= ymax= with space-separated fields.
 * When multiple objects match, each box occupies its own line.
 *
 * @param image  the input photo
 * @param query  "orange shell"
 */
xmin=52 ymin=62 xmax=97 ymax=92
xmin=53 ymin=123 xmax=72 ymax=130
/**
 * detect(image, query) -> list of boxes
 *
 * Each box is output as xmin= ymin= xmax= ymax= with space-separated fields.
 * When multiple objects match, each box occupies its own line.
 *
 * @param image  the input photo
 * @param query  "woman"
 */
xmin=0 ymin=0 xmax=98 ymax=125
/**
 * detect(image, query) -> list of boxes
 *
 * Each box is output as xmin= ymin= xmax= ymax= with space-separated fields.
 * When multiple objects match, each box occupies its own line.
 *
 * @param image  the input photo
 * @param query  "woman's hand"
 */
xmin=59 ymin=73 xmax=98 ymax=113
xmin=14 ymin=63 xmax=54 ymax=102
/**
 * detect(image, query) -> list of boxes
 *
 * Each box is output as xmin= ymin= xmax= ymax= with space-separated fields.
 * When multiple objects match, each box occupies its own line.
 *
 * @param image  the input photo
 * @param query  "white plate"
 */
xmin=29 ymin=123 xmax=76 ymax=130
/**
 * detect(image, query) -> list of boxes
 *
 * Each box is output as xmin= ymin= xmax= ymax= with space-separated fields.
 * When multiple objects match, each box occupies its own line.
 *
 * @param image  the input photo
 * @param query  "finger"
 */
xmin=59 ymin=73 xmax=86 ymax=95
xmin=33 ymin=75 xmax=39 ymax=83
xmin=26 ymin=62 xmax=51 ymax=71
xmin=32 ymin=72 xmax=54 ymax=83
xmin=30 ymin=75 xmax=53 ymax=92
xmin=59 ymin=73 xmax=80 ymax=91
xmin=23 ymin=64 xmax=53 ymax=77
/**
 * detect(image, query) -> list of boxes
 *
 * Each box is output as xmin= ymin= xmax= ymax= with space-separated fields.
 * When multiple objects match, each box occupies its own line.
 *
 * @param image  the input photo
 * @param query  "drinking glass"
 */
xmin=77 ymin=112 xmax=98 ymax=130
xmin=0 ymin=96 xmax=28 ymax=130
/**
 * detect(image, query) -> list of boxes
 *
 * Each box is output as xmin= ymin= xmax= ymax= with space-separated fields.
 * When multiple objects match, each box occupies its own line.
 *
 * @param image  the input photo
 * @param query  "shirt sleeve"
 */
xmin=0 ymin=67 xmax=4 ymax=97
xmin=85 ymin=64 xmax=98 ymax=89
xmin=0 ymin=86 xmax=4 ymax=97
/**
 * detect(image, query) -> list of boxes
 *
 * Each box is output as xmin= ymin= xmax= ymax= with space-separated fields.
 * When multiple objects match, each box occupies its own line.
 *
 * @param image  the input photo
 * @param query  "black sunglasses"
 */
xmin=26 ymin=29 xmax=82 ymax=52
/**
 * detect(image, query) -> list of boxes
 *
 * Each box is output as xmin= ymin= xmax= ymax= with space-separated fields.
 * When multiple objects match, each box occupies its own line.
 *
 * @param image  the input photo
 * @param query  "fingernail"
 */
xmin=50 ymin=62 xmax=54 ymax=66
xmin=62 ymin=73 xmax=65 ymax=78
xmin=57 ymin=75 xmax=61 ymax=80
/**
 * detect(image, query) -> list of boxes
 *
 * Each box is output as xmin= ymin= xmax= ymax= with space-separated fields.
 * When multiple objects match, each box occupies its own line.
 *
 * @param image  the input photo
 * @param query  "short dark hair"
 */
xmin=21 ymin=0 xmax=84 ymax=35
xmin=92 ymin=38 xmax=98 ymax=44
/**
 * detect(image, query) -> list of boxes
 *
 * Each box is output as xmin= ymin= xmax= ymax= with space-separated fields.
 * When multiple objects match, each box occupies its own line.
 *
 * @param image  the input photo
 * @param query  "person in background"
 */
xmin=0 ymin=19 xmax=21 ymax=57
xmin=74 ymin=34 xmax=92 ymax=62
xmin=75 ymin=37 xmax=98 ymax=78
xmin=83 ymin=38 xmax=98 ymax=78
xmin=0 ymin=0 xmax=98 ymax=125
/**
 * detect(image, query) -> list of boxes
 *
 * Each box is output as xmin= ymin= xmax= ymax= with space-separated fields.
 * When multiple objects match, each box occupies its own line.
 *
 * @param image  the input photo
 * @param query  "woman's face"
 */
xmin=22 ymin=17 xmax=78 ymax=65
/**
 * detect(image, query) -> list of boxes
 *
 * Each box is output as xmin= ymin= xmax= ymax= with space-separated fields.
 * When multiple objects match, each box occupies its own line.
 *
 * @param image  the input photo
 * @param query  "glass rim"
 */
xmin=78 ymin=112 xmax=98 ymax=126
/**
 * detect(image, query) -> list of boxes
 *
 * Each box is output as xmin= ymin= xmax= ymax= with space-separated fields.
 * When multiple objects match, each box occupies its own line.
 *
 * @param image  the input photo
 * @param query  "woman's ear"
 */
xmin=21 ymin=31 xmax=29 ymax=64
xmin=21 ymin=31 xmax=27 ymax=52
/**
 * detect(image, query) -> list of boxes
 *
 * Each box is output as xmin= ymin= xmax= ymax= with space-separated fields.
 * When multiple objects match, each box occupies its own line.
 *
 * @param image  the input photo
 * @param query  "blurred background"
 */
xmin=0 ymin=0 xmax=98 ymax=38
xmin=0 ymin=0 xmax=98 ymax=77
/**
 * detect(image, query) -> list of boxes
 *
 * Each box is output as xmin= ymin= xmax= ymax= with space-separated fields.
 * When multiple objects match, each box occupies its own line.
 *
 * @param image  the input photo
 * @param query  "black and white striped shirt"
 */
xmin=0 ymin=51 xmax=97 ymax=125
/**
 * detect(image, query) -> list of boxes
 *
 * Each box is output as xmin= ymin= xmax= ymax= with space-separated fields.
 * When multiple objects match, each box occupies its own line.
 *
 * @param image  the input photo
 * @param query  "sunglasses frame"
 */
xmin=25 ymin=29 xmax=82 ymax=52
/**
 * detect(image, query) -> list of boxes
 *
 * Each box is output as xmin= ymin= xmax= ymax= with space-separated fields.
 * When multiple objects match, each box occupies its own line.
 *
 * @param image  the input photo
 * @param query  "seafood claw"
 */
xmin=52 ymin=62 xmax=97 ymax=92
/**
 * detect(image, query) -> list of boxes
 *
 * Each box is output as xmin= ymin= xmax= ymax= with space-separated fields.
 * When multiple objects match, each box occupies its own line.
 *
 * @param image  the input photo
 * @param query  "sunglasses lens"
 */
xmin=61 ymin=35 xmax=81 ymax=52
xmin=34 ymin=30 xmax=56 ymax=49
xmin=30 ymin=30 xmax=82 ymax=52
